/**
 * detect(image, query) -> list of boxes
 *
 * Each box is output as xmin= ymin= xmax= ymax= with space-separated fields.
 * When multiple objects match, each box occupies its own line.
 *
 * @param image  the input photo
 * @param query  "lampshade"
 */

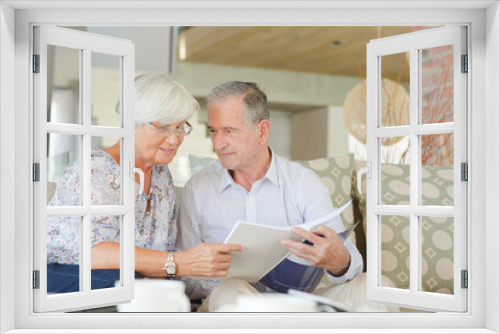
xmin=343 ymin=78 xmax=410 ymax=145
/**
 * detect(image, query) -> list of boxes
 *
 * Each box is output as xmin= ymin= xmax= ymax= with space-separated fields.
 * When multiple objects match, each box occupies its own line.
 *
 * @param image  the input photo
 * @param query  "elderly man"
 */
xmin=177 ymin=81 xmax=393 ymax=312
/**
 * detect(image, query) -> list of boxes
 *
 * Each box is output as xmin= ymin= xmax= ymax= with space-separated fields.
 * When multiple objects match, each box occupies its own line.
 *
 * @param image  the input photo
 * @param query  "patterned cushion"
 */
xmin=297 ymin=154 xmax=355 ymax=244
xmin=353 ymin=163 xmax=454 ymax=293
xmin=188 ymin=154 xmax=356 ymax=243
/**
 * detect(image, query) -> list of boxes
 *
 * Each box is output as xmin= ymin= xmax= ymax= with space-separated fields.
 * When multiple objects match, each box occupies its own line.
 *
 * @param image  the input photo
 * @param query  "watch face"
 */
xmin=166 ymin=266 xmax=176 ymax=275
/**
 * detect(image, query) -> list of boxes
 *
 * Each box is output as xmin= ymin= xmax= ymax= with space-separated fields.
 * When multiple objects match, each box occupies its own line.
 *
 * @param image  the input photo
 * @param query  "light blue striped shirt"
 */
xmin=177 ymin=151 xmax=363 ymax=299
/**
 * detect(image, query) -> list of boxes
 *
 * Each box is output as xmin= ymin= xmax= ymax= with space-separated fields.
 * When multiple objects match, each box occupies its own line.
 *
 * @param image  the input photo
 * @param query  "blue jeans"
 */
xmin=47 ymin=263 xmax=142 ymax=293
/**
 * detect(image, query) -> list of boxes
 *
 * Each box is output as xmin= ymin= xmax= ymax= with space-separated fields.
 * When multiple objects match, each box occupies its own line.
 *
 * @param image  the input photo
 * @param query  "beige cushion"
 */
xmin=47 ymin=182 xmax=57 ymax=205
xmin=352 ymin=161 xmax=454 ymax=294
xmin=296 ymin=154 xmax=355 ymax=244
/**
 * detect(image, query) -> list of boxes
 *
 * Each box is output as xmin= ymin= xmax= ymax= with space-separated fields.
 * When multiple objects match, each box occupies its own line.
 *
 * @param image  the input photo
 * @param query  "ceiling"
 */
xmin=178 ymin=26 xmax=418 ymax=78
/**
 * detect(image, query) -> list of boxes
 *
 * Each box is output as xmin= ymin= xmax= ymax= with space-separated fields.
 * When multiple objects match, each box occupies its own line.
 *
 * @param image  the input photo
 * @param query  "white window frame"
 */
xmin=366 ymin=26 xmax=468 ymax=312
xmin=0 ymin=2 xmax=498 ymax=333
xmin=33 ymin=25 xmax=136 ymax=312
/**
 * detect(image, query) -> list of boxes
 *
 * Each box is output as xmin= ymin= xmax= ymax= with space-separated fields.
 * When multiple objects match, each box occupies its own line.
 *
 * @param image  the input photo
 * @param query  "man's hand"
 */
xmin=281 ymin=224 xmax=351 ymax=276
xmin=175 ymin=243 xmax=244 ymax=277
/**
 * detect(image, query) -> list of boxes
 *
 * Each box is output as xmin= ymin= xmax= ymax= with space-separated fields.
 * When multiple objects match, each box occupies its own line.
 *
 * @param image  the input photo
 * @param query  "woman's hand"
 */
xmin=175 ymin=243 xmax=244 ymax=277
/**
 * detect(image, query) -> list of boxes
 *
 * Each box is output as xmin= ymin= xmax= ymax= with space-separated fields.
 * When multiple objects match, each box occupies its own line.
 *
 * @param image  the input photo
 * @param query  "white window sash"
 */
xmin=366 ymin=25 xmax=467 ymax=312
xmin=33 ymin=25 xmax=136 ymax=313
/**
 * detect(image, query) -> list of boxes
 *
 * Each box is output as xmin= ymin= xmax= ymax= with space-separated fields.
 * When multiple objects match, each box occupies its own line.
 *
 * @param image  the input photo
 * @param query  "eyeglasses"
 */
xmin=145 ymin=121 xmax=193 ymax=138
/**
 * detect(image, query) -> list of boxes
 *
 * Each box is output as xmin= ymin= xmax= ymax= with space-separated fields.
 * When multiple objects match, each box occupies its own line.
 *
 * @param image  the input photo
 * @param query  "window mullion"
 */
xmin=413 ymin=123 xmax=454 ymax=135
xmin=46 ymin=206 xmax=130 ymax=216
xmin=81 ymin=47 xmax=92 ymax=294
xmin=46 ymin=123 xmax=87 ymax=135
xmin=121 ymin=50 xmax=135 ymax=291
xmin=409 ymin=46 xmax=420 ymax=295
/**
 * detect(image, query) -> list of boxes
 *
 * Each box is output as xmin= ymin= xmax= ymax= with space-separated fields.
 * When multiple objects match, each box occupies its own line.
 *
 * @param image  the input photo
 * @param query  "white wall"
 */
xmin=291 ymin=107 xmax=328 ymax=160
xmin=268 ymin=110 xmax=292 ymax=159
xmin=327 ymin=106 xmax=349 ymax=158
xmin=86 ymin=27 xmax=173 ymax=73
xmin=176 ymin=61 xmax=359 ymax=107
xmin=0 ymin=2 xmax=16 ymax=333
xmin=291 ymin=106 xmax=350 ymax=160
xmin=485 ymin=2 xmax=500 ymax=332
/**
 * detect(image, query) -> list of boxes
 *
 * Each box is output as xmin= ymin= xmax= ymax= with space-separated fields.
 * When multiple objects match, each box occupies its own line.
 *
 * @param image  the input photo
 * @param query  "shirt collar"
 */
xmin=218 ymin=167 xmax=234 ymax=193
xmin=265 ymin=149 xmax=280 ymax=188
xmin=217 ymin=148 xmax=280 ymax=193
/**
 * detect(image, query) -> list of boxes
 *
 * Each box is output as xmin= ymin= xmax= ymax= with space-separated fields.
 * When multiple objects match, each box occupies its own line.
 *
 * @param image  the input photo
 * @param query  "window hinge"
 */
xmin=33 ymin=270 xmax=40 ymax=289
xmin=461 ymin=54 xmax=468 ymax=73
xmin=461 ymin=162 xmax=468 ymax=181
xmin=33 ymin=163 xmax=40 ymax=182
xmin=33 ymin=54 xmax=40 ymax=73
xmin=461 ymin=270 xmax=468 ymax=289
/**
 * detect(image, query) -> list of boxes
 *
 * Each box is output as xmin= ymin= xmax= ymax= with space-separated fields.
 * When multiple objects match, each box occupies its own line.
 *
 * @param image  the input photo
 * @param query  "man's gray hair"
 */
xmin=207 ymin=81 xmax=269 ymax=128
xmin=116 ymin=73 xmax=199 ymax=126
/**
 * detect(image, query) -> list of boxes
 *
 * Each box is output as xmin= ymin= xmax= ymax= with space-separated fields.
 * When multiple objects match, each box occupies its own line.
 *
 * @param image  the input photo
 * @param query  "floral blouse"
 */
xmin=47 ymin=150 xmax=177 ymax=264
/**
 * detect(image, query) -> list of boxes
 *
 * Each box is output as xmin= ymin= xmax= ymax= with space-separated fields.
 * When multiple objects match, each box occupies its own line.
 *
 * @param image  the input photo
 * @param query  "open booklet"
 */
xmin=195 ymin=200 xmax=352 ymax=282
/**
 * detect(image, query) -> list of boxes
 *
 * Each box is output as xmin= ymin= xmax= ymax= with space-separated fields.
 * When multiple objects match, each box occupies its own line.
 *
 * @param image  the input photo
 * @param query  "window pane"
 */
xmin=421 ymin=134 xmax=454 ymax=206
xmin=47 ymin=45 xmax=81 ymax=125
xmin=47 ymin=134 xmax=81 ymax=206
xmin=91 ymin=215 xmax=121 ymax=291
xmin=47 ymin=216 xmax=82 ymax=294
xmin=91 ymin=52 xmax=121 ymax=128
xmin=380 ymin=52 xmax=410 ymax=128
xmin=420 ymin=45 xmax=454 ymax=124
xmin=91 ymin=137 xmax=121 ymax=206
xmin=380 ymin=215 xmax=410 ymax=290
xmin=421 ymin=216 xmax=454 ymax=295
xmin=380 ymin=136 xmax=410 ymax=205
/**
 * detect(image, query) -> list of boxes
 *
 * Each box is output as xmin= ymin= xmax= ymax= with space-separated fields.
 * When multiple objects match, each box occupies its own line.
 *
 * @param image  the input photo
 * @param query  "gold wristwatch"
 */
xmin=163 ymin=251 xmax=177 ymax=278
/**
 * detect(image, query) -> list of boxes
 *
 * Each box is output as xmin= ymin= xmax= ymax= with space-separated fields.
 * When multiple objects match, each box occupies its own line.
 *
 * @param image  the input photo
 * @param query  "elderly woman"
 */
xmin=47 ymin=74 xmax=242 ymax=291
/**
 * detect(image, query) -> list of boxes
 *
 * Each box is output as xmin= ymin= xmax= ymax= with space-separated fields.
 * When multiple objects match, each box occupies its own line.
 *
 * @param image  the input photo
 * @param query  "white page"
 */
xmin=221 ymin=222 xmax=300 ymax=281
xmin=285 ymin=200 xmax=353 ymax=266
xmin=215 ymin=200 xmax=353 ymax=281
xmin=286 ymin=201 xmax=352 ymax=232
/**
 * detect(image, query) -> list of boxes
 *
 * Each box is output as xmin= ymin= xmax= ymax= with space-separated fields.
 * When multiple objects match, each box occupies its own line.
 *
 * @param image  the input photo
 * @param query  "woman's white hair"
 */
xmin=116 ymin=73 xmax=199 ymax=126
